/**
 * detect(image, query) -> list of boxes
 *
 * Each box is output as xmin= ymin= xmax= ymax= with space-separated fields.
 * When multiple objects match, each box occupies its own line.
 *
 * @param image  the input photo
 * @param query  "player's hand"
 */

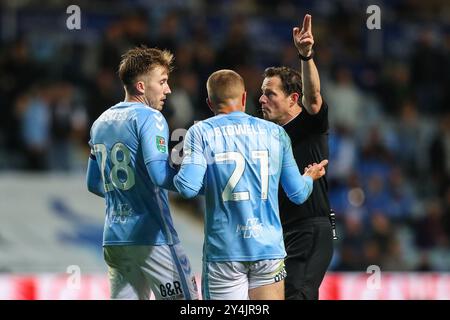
xmin=293 ymin=14 xmax=314 ymax=57
xmin=303 ymin=159 xmax=328 ymax=180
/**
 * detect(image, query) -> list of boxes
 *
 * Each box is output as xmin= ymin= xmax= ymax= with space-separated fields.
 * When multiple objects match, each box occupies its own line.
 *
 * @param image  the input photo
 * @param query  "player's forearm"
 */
xmin=301 ymin=59 xmax=322 ymax=114
xmin=173 ymin=164 xmax=205 ymax=198
xmin=86 ymin=158 xmax=105 ymax=198
xmin=146 ymin=160 xmax=177 ymax=192
xmin=88 ymin=184 xmax=105 ymax=198
xmin=280 ymin=165 xmax=313 ymax=204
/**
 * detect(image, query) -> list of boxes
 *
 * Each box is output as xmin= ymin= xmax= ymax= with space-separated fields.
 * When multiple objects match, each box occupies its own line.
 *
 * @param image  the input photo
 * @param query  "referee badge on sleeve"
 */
xmin=156 ymin=136 xmax=166 ymax=153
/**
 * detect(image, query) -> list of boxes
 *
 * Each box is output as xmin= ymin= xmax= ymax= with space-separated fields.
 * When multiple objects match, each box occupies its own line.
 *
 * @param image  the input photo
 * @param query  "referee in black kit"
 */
xmin=259 ymin=14 xmax=334 ymax=300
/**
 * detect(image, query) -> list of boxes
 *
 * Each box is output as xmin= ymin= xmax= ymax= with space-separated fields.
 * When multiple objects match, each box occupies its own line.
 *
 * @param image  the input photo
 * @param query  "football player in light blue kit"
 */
xmin=86 ymin=46 xmax=198 ymax=300
xmin=174 ymin=70 xmax=328 ymax=300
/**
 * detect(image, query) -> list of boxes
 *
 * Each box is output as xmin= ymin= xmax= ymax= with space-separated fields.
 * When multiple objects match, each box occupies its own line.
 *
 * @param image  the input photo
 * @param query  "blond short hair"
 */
xmin=206 ymin=69 xmax=245 ymax=107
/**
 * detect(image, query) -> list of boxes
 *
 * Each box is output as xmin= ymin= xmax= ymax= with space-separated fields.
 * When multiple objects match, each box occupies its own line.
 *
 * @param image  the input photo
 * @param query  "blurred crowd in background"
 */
xmin=0 ymin=0 xmax=449 ymax=272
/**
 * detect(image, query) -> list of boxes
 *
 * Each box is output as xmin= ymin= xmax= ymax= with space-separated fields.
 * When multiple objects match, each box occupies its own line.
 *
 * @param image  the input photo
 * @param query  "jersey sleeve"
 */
xmin=279 ymin=126 xmax=313 ymax=204
xmin=280 ymin=165 xmax=313 ymax=205
xmin=139 ymin=111 xmax=177 ymax=191
xmin=180 ymin=123 xmax=207 ymax=167
xmin=173 ymin=124 xmax=207 ymax=198
xmin=86 ymin=128 xmax=104 ymax=197
xmin=86 ymin=156 xmax=105 ymax=198
xmin=139 ymin=111 xmax=170 ymax=164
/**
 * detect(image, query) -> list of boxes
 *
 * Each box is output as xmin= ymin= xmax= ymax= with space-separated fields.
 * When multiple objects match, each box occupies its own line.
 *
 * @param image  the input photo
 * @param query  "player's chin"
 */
xmin=261 ymin=109 xmax=271 ymax=120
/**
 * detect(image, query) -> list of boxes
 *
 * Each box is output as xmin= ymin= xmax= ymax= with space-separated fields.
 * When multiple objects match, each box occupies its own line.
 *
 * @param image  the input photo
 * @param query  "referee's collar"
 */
xmin=281 ymin=111 xmax=301 ymax=127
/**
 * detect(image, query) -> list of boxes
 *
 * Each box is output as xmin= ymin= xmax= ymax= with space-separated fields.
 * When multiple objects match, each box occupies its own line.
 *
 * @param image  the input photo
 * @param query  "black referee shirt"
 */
xmin=279 ymin=101 xmax=330 ymax=231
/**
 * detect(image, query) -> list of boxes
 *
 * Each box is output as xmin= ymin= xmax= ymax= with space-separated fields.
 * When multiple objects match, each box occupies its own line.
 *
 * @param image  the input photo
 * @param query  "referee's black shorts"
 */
xmin=283 ymin=216 xmax=333 ymax=300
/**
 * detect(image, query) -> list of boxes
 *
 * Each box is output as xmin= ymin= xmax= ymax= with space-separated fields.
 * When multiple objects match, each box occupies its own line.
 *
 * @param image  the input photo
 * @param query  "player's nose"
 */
xmin=259 ymin=94 xmax=267 ymax=104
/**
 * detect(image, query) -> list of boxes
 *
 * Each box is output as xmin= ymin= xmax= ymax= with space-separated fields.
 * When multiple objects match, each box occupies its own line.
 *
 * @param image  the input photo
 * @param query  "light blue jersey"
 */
xmin=174 ymin=111 xmax=313 ymax=262
xmin=88 ymin=102 xmax=179 ymax=246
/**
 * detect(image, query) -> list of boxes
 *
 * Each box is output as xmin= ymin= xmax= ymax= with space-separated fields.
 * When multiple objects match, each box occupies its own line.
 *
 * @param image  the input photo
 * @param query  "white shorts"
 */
xmin=202 ymin=259 xmax=286 ymax=300
xmin=104 ymin=244 xmax=198 ymax=300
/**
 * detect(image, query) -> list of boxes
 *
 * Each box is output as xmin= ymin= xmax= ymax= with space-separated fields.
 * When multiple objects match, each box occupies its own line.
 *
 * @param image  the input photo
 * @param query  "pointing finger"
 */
xmin=303 ymin=14 xmax=312 ymax=32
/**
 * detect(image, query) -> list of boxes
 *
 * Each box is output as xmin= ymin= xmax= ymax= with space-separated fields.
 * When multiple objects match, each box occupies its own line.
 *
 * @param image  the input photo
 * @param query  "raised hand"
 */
xmin=293 ymin=14 xmax=314 ymax=57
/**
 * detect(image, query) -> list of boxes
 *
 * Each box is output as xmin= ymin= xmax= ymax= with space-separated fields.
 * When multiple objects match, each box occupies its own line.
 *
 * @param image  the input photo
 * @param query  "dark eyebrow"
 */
xmin=262 ymin=88 xmax=276 ymax=95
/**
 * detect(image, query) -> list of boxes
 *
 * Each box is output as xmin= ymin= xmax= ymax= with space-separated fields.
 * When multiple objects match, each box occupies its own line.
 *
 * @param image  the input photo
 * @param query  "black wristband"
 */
xmin=298 ymin=50 xmax=314 ymax=61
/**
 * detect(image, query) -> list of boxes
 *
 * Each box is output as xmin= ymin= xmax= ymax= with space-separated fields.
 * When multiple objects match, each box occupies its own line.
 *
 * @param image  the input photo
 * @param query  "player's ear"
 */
xmin=135 ymin=81 xmax=145 ymax=95
xmin=242 ymin=91 xmax=247 ymax=109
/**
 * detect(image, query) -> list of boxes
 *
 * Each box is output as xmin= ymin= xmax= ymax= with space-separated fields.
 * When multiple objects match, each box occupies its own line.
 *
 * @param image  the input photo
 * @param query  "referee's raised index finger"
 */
xmin=303 ymin=14 xmax=312 ymax=32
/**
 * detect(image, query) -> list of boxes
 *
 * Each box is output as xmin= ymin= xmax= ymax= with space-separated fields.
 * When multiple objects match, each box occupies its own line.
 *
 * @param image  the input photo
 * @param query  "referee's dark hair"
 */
xmin=263 ymin=67 xmax=303 ymax=97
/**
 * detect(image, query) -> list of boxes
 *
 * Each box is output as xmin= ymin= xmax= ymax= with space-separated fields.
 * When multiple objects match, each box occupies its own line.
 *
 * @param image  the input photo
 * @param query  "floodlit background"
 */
xmin=0 ymin=0 xmax=449 ymax=299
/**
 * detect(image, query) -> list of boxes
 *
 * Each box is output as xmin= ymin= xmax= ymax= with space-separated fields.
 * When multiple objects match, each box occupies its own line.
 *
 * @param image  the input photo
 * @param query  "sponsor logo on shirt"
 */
xmin=111 ymin=204 xmax=132 ymax=224
xmin=156 ymin=136 xmax=166 ymax=153
xmin=236 ymin=218 xmax=263 ymax=238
